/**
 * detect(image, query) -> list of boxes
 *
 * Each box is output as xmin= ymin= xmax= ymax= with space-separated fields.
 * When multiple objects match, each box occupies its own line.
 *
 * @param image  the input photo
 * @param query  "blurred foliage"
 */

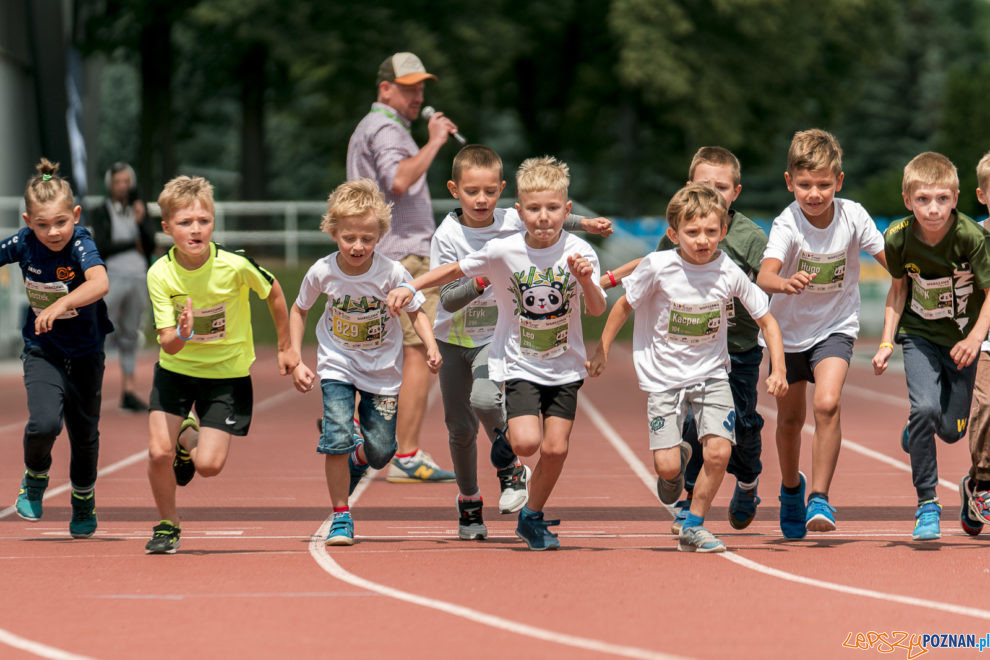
xmin=78 ymin=0 xmax=990 ymax=219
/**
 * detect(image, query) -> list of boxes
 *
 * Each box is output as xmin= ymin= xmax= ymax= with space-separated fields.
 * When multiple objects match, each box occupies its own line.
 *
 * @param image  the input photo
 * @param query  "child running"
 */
xmin=290 ymin=179 xmax=441 ymax=546
xmin=433 ymin=144 xmax=611 ymax=540
xmin=588 ymin=183 xmax=787 ymax=552
xmin=144 ymin=175 xmax=297 ymax=554
xmin=757 ymin=129 xmax=886 ymax=538
xmin=2 ymin=158 xmax=112 ymax=538
xmin=388 ymin=156 xmax=607 ymax=550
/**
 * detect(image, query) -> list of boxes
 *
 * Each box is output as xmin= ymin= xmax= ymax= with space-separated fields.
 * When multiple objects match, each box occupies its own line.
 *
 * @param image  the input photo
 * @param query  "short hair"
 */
xmin=976 ymin=151 xmax=990 ymax=193
xmin=451 ymin=144 xmax=503 ymax=182
xmin=688 ymin=146 xmax=741 ymax=187
xmin=24 ymin=158 xmax=74 ymax=214
xmin=158 ymin=176 xmax=215 ymax=222
xmin=902 ymin=152 xmax=959 ymax=196
xmin=787 ymin=129 xmax=843 ymax=177
xmin=666 ymin=183 xmax=729 ymax=232
xmin=516 ymin=156 xmax=569 ymax=196
xmin=104 ymin=161 xmax=136 ymax=192
xmin=321 ymin=178 xmax=392 ymax=236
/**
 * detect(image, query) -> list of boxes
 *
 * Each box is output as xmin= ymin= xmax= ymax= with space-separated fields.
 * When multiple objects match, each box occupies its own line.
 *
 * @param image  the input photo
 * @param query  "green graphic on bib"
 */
xmin=510 ymin=265 xmax=578 ymax=360
xmin=24 ymin=280 xmax=78 ymax=319
xmin=329 ymin=294 xmax=389 ymax=350
xmin=909 ymin=273 xmax=953 ymax=320
xmin=667 ymin=301 xmax=722 ymax=345
xmin=798 ymin=249 xmax=846 ymax=293
xmin=174 ymin=301 xmax=226 ymax=342
xmin=464 ymin=300 xmax=498 ymax=337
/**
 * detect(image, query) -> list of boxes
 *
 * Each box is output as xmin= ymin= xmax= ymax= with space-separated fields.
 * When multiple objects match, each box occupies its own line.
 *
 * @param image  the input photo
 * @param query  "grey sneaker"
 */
xmin=496 ymin=464 xmax=531 ymax=514
xmin=656 ymin=442 xmax=692 ymax=505
xmin=677 ymin=525 xmax=726 ymax=553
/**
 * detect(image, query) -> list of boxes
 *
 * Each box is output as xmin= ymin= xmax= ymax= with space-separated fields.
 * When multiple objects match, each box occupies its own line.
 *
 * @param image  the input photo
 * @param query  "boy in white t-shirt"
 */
xmin=433 ymin=144 xmax=612 ymax=540
xmin=388 ymin=156 xmax=607 ymax=550
xmin=757 ymin=129 xmax=887 ymax=538
xmin=588 ymin=183 xmax=788 ymax=552
xmin=290 ymin=179 xmax=441 ymax=546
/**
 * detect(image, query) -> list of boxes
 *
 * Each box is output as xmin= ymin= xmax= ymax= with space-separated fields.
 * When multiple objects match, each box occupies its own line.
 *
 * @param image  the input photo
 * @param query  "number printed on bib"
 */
xmin=798 ymin=249 xmax=846 ymax=293
xmin=519 ymin=314 xmax=569 ymax=359
xmin=908 ymin=272 xmax=954 ymax=320
xmin=331 ymin=306 xmax=387 ymax=350
xmin=667 ymin=301 xmax=722 ymax=345
xmin=24 ymin=280 xmax=78 ymax=319
xmin=173 ymin=301 xmax=227 ymax=342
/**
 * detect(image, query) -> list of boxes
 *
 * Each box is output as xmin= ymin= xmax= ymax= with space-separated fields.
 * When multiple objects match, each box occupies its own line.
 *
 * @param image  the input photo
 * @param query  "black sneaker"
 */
xmin=173 ymin=415 xmax=198 ymax=487
xmin=145 ymin=520 xmax=181 ymax=554
xmin=457 ymin=498 xmax=487 ymax=540
xmin=120 ymin=391 xmax=149 ymax=412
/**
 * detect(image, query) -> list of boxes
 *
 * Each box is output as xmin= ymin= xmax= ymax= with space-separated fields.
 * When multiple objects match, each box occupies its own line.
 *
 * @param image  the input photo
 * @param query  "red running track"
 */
xmin=0 ymin=343 xmax=988 ymax=659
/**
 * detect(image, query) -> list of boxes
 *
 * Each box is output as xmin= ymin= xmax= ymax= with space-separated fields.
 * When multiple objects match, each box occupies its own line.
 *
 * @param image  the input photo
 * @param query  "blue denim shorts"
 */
xmin=319 ymin=380 xmax=398 ymax=468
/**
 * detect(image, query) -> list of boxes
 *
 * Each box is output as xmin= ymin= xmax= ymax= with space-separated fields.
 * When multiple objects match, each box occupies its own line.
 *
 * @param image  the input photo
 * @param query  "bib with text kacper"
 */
xmin=798 ymin=249 xmax=846 ymax=293
xmin=24 ymin=280 xmax=78 ymax=319
xmin=667 ymin=301 xmax=722 ymax=345
xmin=908 ymin=272 xmax=954 ymax=320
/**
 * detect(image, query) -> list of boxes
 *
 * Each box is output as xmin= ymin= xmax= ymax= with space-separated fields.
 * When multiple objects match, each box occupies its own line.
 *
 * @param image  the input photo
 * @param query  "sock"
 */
xmin=351 ymin=446 xmax=367 ymax=466
xmin=395 ymin=449 xmax=418 ymax=467
xmin=782 ymin=483 xmax=801 ymax=495
xmin=458 ymin=491 xmax=482 ymax=502
xmin=333 ymin=506 xmax=349 ymax=515
xmin=737 ymin=478 xmax=758 ymax=491
xmin=808 ymin=491 xmax=828 ymax=503
xmin=681 ymin=512 xmax=704 ymax=530
xmin=71 ymin=484 xmax=94 ymax=496
xmin=490 ymin=428 xmax=517 ymax=469
xmin=25 ymin=469 xmax=49 ymax=480
xmin=520 ymin=505 xmax=541 ymax=518
xmin=918 ymin=496 xmax=938 ymax=506
xmin=975 ymin=480 xmax=990 ymax=491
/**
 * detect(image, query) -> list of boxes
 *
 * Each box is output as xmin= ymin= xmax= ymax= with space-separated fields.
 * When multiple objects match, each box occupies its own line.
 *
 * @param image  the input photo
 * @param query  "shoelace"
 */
xmin=916 ymin=502 xmax=940 ymax=524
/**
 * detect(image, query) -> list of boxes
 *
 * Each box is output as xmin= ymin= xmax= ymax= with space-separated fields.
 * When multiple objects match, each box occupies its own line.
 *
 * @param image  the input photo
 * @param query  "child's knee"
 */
xmin=25 ymin=416 xmax=61 ymax=440
xmin=469 ymin=381 xmax=503 ymax=418
xmin=703 ymin=436 xmax=732 ymax=468
xmin=147 ymin=443 xmax=174 ymax=466
xmin=511 ymin=436 xmax=541 ymax=457
xmin=362 ymin=440 xmax=397 ymax=469
xmin=653 ymin=446 xmax=681 ymax=479
xmin=196 ymin=460 xmax=224 ymax=478
xmin=812 ymin=394 xmax=840 ymax=419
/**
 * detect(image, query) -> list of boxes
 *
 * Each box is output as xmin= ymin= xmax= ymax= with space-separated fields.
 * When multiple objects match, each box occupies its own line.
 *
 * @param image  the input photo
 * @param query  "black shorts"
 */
xmin=149 ymin=363 xmax=253 ymax=436
xmin=504 ymin=379 xmax=583 ymax=420
xmin=781 ymin=333 xmax=854 ymax=384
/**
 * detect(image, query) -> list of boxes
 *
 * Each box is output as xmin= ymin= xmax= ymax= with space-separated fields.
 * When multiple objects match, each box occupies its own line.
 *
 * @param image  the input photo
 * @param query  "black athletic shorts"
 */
xmin=504 ymin=378 xmax=583 ymax=420
xmin=149 ymin=363 xmax=253 ymax=436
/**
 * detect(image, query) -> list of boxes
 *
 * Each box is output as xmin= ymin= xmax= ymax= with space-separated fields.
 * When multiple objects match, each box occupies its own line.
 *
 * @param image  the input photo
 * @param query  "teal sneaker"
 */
xmin=677 ymin=525 xmax=726 ymax=553
xmin=516 ymin=510 xmax=560 ymax=550
xmin=385 ymin=450 xmax=456 ymax=483
xmin=778 ymin=471 xmax=807 ymax=539
xmin=913 ymin=500 xmax=941 ymax=540
xmin=728 ymin=480 xmax=761 ymax=530
xmin=173 ymin=414 xmax=198 ymax=487
xmin=69 ymin=490 xmax=97 ymax=538
xmin=805 ymin=495 xmax=836 ymax=532
xmin=145 ymin=520 xmax=181 ymax=554
xmin=15 ymin=471 xmax=48 ymax=521
xmin=326 ymin=511 xmax=354 ymax=546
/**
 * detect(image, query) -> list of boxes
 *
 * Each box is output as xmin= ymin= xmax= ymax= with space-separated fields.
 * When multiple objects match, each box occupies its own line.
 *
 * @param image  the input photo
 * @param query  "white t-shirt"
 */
xmin=459 ymin=230 xmax=603 ymax=385
xmin=431 ymin=208 xmax=526 ymax=346
xmin=624 ymin=250 xmax=770 ymax=393
xmin=295 ymin=252 xmax=424 ymax=395
xmin=762 ymin=198 xmax=884 ymax=351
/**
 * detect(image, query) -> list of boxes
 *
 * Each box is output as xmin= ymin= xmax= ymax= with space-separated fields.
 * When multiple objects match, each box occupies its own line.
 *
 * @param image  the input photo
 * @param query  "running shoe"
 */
xmin=670 ymin=496 xmax=691 ymax=535
xmin=14 ymin=471 xmax=48 ymax=521
xmin=496 ymin=464 xmax=531 ymax=514
xmin=805 ymin=495 xmax=837 ymax=532
xmin=912 ymin=499 xmax=941 ymax=540
xmin=968 ymin=481 xmax=990 ymax=525
xmin=173 ymin=414 xmax=198 ymax=487
xmin=778 ymin=471 xmax=807 ymax=539
xmin=69 ymin=490 xmax=97 ymax=539
xmin=457 ymin=498 xmax=487 ymax=540
xmin=728 ymin=480 xmax=761 ymax=530
xmin=386 ymin=450 xmax=456 ymax=483
xmin=348 ymin=438 xmax=369 ymax=495
xmin=656 ymin=442 xmax=692 ymax=505
xmin=959 ymin=476 xmax=985 ymax=535
xmin=516 ymin=510 xmax=560 ymax=550
xmin=145 ymin=520 xmax=181 ymax=554
xmin=326 ymin=511 xmax=354 ymax=546
xmin=677 ymin=525 xmax=726 ymax=553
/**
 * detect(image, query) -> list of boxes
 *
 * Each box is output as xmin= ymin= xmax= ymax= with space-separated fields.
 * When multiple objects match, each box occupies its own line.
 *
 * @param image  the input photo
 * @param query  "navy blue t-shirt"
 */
xmin=0 ymin=226 xmax=113 ymax=357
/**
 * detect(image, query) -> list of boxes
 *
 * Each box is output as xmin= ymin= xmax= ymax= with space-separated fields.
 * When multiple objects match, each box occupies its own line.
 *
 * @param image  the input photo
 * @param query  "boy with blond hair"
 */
xmin=757 ymin=129 xmax=886 ymax=538
xmin=388 ymin=156 xmax=607 ymax=550
xmin=588 ymin=183 xmax=788 ymax=552
xmin=144 ymin=176 xmax=297 ymax=554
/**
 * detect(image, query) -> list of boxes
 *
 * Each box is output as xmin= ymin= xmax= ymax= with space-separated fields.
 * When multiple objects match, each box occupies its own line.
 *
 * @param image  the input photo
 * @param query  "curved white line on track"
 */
xmin=0 ymin=629 xmax=94 ymax=660
xmin=580 ymin=395 xmax=990 ymax=621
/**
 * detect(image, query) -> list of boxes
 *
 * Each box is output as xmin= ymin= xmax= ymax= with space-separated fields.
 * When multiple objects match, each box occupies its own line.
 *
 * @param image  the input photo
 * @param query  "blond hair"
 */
xmin=976 ymin=151 xmax=990 ymax=193
xmin=24 ymin=158 xmax=75 ymax=214
xmin=666 ymin=183 xmax=729 ymax=232
xmin=902 ymin=152 xmax=959 ymax=196
xmin=452 ymin=144 xmax=503 ymax=182
xmin=787 ymin=129 xmax=843 ymax=176
xmin=516 ymin=156 xmax=569 ymax=196
xmin=158 ymin=176 xmax=215 ymax=222
xmin=688 ymin=146 xmax=741 ymax=187
xmin=321 ymin=178 xmax=392 ymax=235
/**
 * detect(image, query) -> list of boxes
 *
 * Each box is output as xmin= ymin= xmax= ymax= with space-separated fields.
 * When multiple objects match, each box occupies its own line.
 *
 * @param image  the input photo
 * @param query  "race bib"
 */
xmin=519 ymin=314 xmax=569 ymax=359
xmin=174 ymin=301 xmax=226 ymax=342
xmin=331 ymin=306 xmax=387 ymax=350
xmin=25 ymin=280 xmax=78 ymax=319
xmin=798 ymin=249 xmax=846 ymax=293
xmin=909 ymin=273 xmax=953 ymax=320
xmin=667 ymin=301 xmax=721 ymax=345
xmin=464 ymin=299 xmax=498 ymax=337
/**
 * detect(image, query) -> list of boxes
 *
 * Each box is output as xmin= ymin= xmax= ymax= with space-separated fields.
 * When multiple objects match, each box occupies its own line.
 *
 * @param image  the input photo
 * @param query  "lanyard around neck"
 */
xmin=371 ymin=107 xmax=410 ymax=133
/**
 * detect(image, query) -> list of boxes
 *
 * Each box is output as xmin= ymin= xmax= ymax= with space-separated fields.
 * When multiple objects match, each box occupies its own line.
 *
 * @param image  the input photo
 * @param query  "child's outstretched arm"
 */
xmin=757 ymin=257 xmax=813 ymax=295
xmin=386 ymin=261 xmax=465 ymax=316
xmin=408 ymin=309 xmax=442 ymax=373
xmin=440 ymin=277 xmax=485 ymax=313
xmin=872 ymin=276 xmax=907 ymax=375
xmin=586 ymin=295 xmax=632 ymax=377
xmin=951 ymin=287 xmax=990 ymax=370
xmin=567 ymin=253 xmax=606 ymax=316
xmin=754 ymin=311 xmax=788 ymax=399
xmin=600 ymin=257 xmax=643 ymax=291
xmin=34 ymin=265 xmax=109 ymax=335
xmin=266 ymin=278 xmax=300 ymax=376
xmin=288 ymin=302 xmax=315 ymax=393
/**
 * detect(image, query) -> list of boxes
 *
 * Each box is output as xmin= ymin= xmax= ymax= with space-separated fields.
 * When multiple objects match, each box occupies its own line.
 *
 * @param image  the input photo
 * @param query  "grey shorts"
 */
xmin=782 ymin=332 xmax=854 ymax=384
xmin=646 ymin=378 xmax=736 ymax=450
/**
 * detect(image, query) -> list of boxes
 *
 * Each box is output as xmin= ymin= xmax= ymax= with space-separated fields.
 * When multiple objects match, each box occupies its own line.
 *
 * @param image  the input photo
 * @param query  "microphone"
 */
xmin=421 ymin=106 xmax=467 ymax=145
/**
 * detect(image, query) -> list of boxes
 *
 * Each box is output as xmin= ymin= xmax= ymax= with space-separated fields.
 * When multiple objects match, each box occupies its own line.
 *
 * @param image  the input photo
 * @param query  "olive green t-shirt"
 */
xmin=884 ymin=212 xmax=990 ymax=347
xmin=658 ymin=210 xmax=768 ymax=353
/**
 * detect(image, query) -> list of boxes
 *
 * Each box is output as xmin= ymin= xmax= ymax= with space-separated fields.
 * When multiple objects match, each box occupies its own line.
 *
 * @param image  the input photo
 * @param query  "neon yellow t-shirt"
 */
xmin=147 ymin=243 xmax=274 ymax=378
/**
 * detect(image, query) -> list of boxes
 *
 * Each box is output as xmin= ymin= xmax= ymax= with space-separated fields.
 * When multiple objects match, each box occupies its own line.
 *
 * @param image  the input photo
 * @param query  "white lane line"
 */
xmin=580 ymin=395 xmax=990 ymax=621
xmin=0 ymin=629 xmax=94 ymax=660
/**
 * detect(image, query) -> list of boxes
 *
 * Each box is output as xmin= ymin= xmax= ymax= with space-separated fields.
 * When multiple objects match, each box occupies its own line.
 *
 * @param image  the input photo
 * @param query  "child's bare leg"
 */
xmin=507 ymin=414 xmax=542 ymax=458
xmin=775 ymin=381 xmax=807 ymax=488
xmin=810 ymin=357 xmax=849 ymax=495
xmin=189 ymin=428 xmax=232 ymax=478
xmin=514 ymin=415 xmax=572 ymax=512
xmin=688 ymin=434 xmax=731 ymax=518
xmin=653 ymin=446 xmax=682 ymax=480
xmin=147 ymin=410 xmax=186 ymax=522
xmin=324 ymin=454 xmax=350 ymax=509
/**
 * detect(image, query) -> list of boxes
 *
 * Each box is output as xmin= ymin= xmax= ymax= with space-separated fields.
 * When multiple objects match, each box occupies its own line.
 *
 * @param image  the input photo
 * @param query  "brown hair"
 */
xmin=23 ymin=158 xmax=75 ymax=214
xmin=321 ymin=178 xmax=392 ymax=235
xmin=976 ymin=151 xmax=990 ymax=194
xmin=902 ymin=152 xmax=959 ymax=196
xmin=787 ymin=129 xmax=843 ymax=177
xmin=666 ymin=183 xmax=729 ymax=231
xmin=688 ymin=146 xmax=741 ymax=186
xmin=451 ymin=144 xmax=503 ymax=182
xmin=157 ymin=176 xmax=215 ymax=222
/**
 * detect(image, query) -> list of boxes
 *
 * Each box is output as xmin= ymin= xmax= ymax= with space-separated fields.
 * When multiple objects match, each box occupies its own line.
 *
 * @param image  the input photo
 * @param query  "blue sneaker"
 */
xmin=69 ymin=490 xmax=97 ymax=539
xmin=805 ymin=495 xmax=836 ymax=532
xmin=677 ymin=525 xmax=726 ymax=553
xmin=348 ymin=440 xmax=370 ymax=495
xmin=386 ymin=450 xmax=456 ymax=483
xmin=670 ymin=497 xmax=691 ymax=535
xmin=15 ymin=471 xmax=48 ymax=521
xmin=913 ymin=499 xmax=941 ymax=540
xmin=778 ymin=471 xmax=807 ymax=539
xmin=901 ymin=424 xmax=910 ymax=454
xmin=959 ymin=476 xmax=984 ymax=536
xmin=728 ymin=480 xmax=761 ymax=530
xmin=326 ymin=512 xmax=354 ymax=546
xmin=515 ymin=510 xmax=560 ymax=550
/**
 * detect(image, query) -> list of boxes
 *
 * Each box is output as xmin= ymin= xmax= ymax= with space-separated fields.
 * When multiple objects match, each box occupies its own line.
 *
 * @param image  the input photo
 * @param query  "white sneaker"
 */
xmin=496 ymin=464 xmax=531 ymax=514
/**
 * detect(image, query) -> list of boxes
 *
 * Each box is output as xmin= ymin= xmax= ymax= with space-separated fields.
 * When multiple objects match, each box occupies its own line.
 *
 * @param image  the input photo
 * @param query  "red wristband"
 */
xmin=475 ymin=277 xmax=487 ymax=291
xmin=607 ymin=270 xmax=617 ymax=288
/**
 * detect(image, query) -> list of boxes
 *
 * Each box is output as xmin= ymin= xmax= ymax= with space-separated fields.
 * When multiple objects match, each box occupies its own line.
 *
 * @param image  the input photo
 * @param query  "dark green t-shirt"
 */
xmin=884 ymin=212 xmax=990 ymax=347
xmin=657 ymin=210 xmax=768 ymax=353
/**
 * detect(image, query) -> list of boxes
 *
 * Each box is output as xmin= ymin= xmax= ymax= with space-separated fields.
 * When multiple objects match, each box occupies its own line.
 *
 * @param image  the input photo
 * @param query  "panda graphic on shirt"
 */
xmin=510 ymin=266 xmax=577 ymax=359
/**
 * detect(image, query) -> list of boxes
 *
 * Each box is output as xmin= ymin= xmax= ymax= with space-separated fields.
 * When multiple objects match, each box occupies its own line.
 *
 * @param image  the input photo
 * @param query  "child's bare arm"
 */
xmin=289 ymin=302 xmax=315 ymax=393
xmin=568 ymin=253 xmax=606 ymax=316
xmin=408 ymin=309 xmax=442 ymax=373
xmin=157 ymin=297 xmax=194 ymax=355
xmin=872 ymin=249 xmax=888 ymax=273
xmin=266 ymin=278 xmax=299 ymax=376
xmin=33 ymin=265 xmax=109 ymax=335
xmin=586 ymin=295 xmax=632 ymax=377
xmin=951 ymin=286 xmax=990 ymax=369
xmin=872 ymin=276 xmax=907 ymax=376
xmin=756 ymin=257 xmax=813 ymax=294
xmin=600 ymin=257 xmax=643 ymax=290
xmin=754 ymin=311 xmax=788 ymax=399
xmin=386 ymin=261 xmax=466 ymax=316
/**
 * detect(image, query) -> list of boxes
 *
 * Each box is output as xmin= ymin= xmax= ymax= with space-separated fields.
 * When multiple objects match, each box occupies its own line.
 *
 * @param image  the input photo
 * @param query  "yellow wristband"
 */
xmin=878 ymin=342 xmax=894 ymax=350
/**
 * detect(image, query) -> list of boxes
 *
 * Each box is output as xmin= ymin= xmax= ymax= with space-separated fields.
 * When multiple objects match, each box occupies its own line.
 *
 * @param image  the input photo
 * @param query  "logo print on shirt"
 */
xmin=56 ymin=266 xmax=75 ymax=282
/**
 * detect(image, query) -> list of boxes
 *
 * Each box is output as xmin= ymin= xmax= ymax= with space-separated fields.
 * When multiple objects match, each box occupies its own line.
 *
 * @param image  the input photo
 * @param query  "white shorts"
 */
xmin=646 ymin=378 xmax=736 ymax=450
